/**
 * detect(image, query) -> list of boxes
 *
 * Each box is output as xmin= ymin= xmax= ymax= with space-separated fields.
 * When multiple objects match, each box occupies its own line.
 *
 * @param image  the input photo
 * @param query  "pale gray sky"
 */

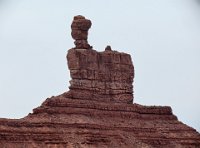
xmin=0 ymin=0 xmax=200 ymax=132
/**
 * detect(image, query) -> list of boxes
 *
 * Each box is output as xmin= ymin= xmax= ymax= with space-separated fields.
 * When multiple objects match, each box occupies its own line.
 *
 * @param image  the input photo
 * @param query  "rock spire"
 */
xmin=71 ymin=15 xmax=92 ymax=49
xmin=66 ymin=15 xmax=134 ymax=103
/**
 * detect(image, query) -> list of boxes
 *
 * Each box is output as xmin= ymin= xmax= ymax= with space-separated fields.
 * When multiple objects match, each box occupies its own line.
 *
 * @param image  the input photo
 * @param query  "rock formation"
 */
xmin=66 ymin=46 xmax=134 ymax=104
xmin=0 ymin=15 xmax=200 ymax=148
xmin=71 ymin=15 xmax=92 ymax=49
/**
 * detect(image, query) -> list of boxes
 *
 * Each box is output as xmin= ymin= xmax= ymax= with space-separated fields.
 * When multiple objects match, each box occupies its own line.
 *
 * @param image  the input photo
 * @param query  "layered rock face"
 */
xmin=68 ymin=15 xmax=134 ymax=104
xmin=66 ymin=47 xmax=134 ymax=104
xmin=1 ymin=96 xmax=200 ymax=148
xmin=0 ymin=15 xmax=200 ymax=148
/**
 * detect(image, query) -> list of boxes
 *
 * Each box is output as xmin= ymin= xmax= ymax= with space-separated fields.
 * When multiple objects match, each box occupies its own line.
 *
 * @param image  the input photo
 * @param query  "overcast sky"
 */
xmin=0 ymin=0 xmax=200 ymax=132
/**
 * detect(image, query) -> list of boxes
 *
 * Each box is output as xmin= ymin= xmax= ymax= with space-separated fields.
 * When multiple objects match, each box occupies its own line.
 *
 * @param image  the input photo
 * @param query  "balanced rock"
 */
xmin=71 ymin=15 xmax=92 ymax=49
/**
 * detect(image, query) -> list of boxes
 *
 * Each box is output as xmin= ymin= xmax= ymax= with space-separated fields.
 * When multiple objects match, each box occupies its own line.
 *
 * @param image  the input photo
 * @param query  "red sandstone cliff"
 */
xmin=0 ymin=16 xmax=200 ymax=148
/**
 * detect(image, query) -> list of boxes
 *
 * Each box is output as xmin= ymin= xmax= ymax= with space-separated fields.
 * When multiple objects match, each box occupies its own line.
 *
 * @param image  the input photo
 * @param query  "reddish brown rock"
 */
xmin=66 ymin=46 xmax=134 ymax=104
xmin=71 ymin=15 xmax=92 ymax=49
xmin=0 ymin=16 xmax=200 ymax=148
xmin=0 ymin=95 xmax=200 ymax=147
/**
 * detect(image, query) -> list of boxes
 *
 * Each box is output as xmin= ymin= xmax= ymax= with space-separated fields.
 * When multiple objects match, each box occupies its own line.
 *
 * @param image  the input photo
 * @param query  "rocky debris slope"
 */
xmin=0 ymin=15 xmax=200 ymax=147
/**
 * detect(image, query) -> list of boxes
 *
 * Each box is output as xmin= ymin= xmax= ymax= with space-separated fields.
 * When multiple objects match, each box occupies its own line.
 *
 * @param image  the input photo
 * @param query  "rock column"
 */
xmin=66 ymin=16 xmax=134 ymax=104
xmin=71 ymin=15 xmax=92 ymax=49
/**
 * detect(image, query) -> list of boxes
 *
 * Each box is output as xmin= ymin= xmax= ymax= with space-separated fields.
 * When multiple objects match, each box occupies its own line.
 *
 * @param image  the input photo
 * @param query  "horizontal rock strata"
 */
xmin=0 ymin=95 xmax=200 ymax=148
xmin=66 ymin=48 xmax=134 ymax=103
xmin=0 ymin=15 xmax=200 ymax=147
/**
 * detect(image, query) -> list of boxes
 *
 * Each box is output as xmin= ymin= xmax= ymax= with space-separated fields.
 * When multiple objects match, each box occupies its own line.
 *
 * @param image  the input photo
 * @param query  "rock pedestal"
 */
xmin=66 ymin=47 xmax=134 ymax=104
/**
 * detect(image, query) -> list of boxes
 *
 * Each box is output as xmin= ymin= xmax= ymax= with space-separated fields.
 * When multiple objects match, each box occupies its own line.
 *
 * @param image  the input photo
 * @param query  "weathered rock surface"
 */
xmin=71 ymin=15 xmax=92 ymax=49
xmin=66 ymin=46 xmax=134 ymax=104
xmin=0 ymin=15 xmax=200 ymax=147
xmin=0 ymin=95 xmax=200 ymax=147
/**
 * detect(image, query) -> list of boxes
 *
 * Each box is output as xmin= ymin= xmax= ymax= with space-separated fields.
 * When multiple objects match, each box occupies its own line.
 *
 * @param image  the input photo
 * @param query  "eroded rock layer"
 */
xmin=0 ymin=95 xmax=200 ymax=148
xmin=66 ymin=47 xmax=134 ymax=104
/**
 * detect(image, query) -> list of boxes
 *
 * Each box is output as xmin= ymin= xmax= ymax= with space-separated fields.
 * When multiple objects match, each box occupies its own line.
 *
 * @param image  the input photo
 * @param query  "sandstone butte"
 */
xmin=0 ymin=15 xmax=200 ymax=148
